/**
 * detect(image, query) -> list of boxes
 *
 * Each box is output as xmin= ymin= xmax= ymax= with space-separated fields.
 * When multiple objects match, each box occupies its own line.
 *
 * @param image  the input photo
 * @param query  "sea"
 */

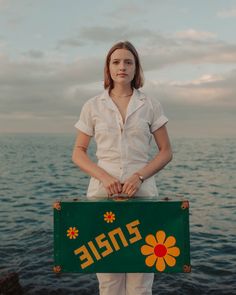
xmin=0 ymin=133 xmax=235 ymax=295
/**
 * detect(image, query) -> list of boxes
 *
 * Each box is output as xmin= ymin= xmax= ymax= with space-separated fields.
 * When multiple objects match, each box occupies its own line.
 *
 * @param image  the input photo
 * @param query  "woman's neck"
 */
xmin=111 ymin=84 xmax=133 ymax=96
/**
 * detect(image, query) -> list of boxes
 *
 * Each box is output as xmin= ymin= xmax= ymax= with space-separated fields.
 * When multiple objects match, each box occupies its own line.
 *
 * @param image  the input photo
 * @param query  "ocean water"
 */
xmin=0 ymin=133 xmax=235 ymax=295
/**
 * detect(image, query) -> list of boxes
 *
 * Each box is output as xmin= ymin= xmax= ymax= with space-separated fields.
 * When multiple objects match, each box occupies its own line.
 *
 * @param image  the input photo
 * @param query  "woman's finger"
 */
xmin=114 ymin=181 xmax=122 ymax=194
xmin=128 ymin=188 xmax=136 ymax=197
xmin=117 ymin=182 xmax=123 ymax=193
xmin=122 ymin=182 xmax=128 ymax=192
xmin=123 ymin=184 xmax=133 ymax=195
xmin=110 ymin=184 xmax=117 ymax=195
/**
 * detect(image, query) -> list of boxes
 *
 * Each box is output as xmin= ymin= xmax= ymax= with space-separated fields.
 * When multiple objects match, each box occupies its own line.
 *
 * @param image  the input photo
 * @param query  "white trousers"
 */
xmin=96 ymin=273 xmax=154 ymax=295
xmin=88 ymin=162 xmax=157 ymax=294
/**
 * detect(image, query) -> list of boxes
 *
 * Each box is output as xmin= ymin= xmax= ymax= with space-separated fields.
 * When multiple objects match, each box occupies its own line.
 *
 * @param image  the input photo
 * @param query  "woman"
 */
xmin=72 ymin=41 xmax=172 ymax=295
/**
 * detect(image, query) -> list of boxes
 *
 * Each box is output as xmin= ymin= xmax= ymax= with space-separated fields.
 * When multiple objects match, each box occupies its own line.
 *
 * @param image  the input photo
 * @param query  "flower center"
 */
xmin=71 ymin=231 xmax=74 ymax=235
xmin=154 ymin=244 xmax=167 ymax=257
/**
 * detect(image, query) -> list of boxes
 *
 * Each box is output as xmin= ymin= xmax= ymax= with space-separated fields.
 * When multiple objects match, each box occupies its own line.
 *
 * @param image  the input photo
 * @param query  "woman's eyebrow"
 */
xmin=112 ymin=58 xmax=134 ymax=61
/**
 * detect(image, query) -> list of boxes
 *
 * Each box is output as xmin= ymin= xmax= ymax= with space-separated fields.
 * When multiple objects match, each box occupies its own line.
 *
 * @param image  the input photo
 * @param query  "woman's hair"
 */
xmin=104 ymin=41 xmax=144 ymax=91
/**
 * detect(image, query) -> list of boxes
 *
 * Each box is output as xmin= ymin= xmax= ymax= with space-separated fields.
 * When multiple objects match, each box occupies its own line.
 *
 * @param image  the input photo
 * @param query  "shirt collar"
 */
xmin=99 ymin=88 xmax=146 ymax=120
xmin=99 ymin=88 xmax=146 ymax=101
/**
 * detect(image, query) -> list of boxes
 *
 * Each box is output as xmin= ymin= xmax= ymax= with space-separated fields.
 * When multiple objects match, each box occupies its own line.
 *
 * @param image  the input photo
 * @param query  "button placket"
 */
xmin=120 ymin=128 xmax=127 ymax=181
xmin=118 ymin=114 xmax=124 ymax=133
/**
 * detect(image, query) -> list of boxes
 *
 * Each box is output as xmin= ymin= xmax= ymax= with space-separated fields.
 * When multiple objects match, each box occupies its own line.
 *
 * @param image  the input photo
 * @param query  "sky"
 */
xmin=0 ymin=0 xmax=236 ymax=138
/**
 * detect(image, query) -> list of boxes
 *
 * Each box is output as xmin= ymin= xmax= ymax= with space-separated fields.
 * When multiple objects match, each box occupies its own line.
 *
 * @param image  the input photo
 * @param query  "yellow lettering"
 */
xmin=126 ymin=219 xmax=142 ymax=244
xmin=108 ymin=227 xmax=128 ymax=251
xmin=95 ymin=233 xmax=113 ymax=257
xmin=73 ymin=220 xmax=143 ymax=270
xmin=74 ymin=245 xmax=94 ymax=269
xmin=88 ymin=240 xmax=102 ymax=261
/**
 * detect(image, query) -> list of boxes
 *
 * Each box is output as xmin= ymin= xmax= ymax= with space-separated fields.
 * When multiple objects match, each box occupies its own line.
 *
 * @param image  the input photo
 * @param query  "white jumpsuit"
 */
xmin=75 ymin=88 xmax=168 ymax=295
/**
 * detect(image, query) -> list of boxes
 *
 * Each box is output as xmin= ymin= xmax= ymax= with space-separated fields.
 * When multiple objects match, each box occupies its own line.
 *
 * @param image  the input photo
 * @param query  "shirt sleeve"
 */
xmin=150 ymin=99 xmax=168 ymax=133
xmin=74 ymin=101 xmax=94 ymax=136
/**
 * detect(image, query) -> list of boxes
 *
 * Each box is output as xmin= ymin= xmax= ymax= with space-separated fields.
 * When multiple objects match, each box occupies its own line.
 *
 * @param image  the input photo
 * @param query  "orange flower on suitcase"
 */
xmin=141 ymin=230 xmax=180 ymax=272
xmin=67 ymin=227 xmax=79 ymax=239
xmin=104 ymin=211 xmax=115 ymax=223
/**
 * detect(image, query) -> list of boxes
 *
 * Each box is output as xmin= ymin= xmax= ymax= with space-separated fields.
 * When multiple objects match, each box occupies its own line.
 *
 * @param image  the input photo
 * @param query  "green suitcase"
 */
xmin=53 ymin=197 xmax=191 ymax=273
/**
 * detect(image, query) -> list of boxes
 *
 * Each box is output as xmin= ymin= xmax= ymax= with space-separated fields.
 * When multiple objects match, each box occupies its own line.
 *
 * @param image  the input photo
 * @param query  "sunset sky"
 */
xmin=0 ymin=0 xmax=236 ymax=137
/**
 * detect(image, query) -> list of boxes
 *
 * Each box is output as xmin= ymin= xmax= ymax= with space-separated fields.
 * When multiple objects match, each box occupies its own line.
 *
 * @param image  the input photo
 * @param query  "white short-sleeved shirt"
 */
xmin=74 ymin=88 xmax=168 ymax=199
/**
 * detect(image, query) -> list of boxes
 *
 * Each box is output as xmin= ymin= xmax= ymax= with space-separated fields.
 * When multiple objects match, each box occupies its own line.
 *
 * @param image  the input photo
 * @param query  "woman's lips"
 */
xmin=118 ymin=73 xmax=127 ymax=76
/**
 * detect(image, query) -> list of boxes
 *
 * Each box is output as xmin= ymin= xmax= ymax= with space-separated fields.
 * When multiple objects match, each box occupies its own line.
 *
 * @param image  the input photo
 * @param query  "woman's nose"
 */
xmin=119 ymin=61 xmax=126 ymax=70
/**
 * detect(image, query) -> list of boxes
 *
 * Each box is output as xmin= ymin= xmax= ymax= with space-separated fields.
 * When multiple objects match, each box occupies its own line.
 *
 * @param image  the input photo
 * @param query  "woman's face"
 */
xmin=109 ymin=49 xmax=136 ymax=87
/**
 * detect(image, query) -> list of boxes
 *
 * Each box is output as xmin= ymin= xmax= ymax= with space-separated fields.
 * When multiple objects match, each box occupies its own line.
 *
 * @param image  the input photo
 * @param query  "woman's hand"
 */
xmin=122 ymin=174 xmax=142 ymax=197
xmin=101 ymin=175 xmax=123 ymax=197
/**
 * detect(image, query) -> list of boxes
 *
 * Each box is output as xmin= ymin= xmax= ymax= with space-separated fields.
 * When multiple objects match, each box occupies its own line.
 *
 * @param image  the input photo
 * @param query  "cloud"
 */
xmin=0 ymin=0 xmax=9 ymax=9
xmin=64 ymin=26 xmax=236 ymax=66
xmin=6 ymin=16 xmax=25 ymax=28
xmin=55 ymin=25 xmax=175 ymax=49
xmin=80 ymin=26 xmax=158 ymax=43
xmin=107 ymin=2 xmax=146 ymax=18
xmin=217 ymin=8 xmax=236 ymax=18
xmin=0 ymin=54 xmax=103 ymax=118
xmin=56 ymin=26 xmax=142 ymax=48
xmin=0 ymin=39 xmax=7 ymax=50
xmin=1 ymin=23 xmax=236 ymax=134
xmin=142 ymin=69 xmax=236 ymax=138
xmin=56 ymin=37 xmax=85 ymax=49
xmin=175 ymin=29 xmax=217 ymax=41
xmin=56 ymin=26 xmax=231 ymax=67
xmin=23 ymin=49 xmax=45 ymax=59
xmin=1 ymin=49 xmax=235 ymax=119
xmin=144 ymin=69 xmax=236 ymax=107
xmin=171 ymin=74 xmax=223 ymax=85
xmin=141 ymin=41 xmax=236 ymax=72
xmin=1 ymin=31 xmax=236 ymax=119
xmin=0 ymin=54 xmax=235 ymax=136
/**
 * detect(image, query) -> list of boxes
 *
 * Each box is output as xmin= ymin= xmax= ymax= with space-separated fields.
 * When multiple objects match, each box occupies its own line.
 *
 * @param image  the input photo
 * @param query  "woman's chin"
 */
xmin=113 ymin=79 xmax=132 ymax=86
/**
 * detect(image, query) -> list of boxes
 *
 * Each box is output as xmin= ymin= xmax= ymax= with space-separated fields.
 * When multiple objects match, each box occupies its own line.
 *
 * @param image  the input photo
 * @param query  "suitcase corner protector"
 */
xmin=183 ymin=264 xmax=191 ymax=273
xmin=53 ymin=265 xmax=62 ymax=273
xmin=181 ymin=200 xmax=189 ymax=210
xmin=53 ymin=201 xmax=61 ymax=211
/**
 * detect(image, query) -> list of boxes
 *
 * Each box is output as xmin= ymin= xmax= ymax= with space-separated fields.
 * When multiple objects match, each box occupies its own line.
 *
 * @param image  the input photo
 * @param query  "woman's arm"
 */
xmin=137 ymin=125 xmax=172 ymax=179
xmin=72 ymin=131 xmax=123 ymax=195
xmin=122 ymin=125 xmax=172 ymax=196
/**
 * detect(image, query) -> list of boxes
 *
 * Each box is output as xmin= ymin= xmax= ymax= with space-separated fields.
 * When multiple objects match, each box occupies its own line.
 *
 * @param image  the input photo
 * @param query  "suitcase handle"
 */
xmin=109 ymin=193 xmax=130 ymax=201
